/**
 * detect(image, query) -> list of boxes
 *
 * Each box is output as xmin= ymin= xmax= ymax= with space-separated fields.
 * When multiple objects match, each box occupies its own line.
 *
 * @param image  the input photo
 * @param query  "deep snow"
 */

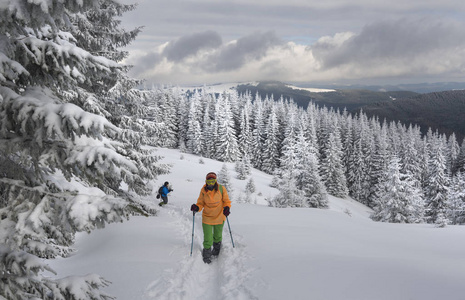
xmin=48 ymin=148 xmax=465 ymax=300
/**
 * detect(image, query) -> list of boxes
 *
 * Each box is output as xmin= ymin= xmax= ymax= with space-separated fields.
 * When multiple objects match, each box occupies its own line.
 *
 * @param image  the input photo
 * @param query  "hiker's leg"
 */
xmin=212 ymin=222 xmax=224 ymax=243
xmin=202 ymin=223 xmax=214 ymax=249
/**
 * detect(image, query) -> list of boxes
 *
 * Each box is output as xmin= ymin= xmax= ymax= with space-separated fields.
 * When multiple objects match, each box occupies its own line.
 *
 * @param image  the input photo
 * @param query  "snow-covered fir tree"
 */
xmin=347 ymin=135 xmax=368 ymax=202
xmin=295 ymin=127 xmax=328 ymax=208
xmin=448 ymin=133 xmax=461 ymax=175
xmin=346 ymin=113 xmax=373 ymax=205
xmin=400 ymin=125 xmax=423 ymax=187
xmin=455 ymin=141 xmax=465 ymax=174
xmin=261 ymin=103 xmax=281 ymax=173
xmin=425 ymin=137 xmax=450 ymax=224
xmin=218 ymin=164 xmax=233 ymax=199
xmin=186 ymin=90 xmax=204 ymax=154
xmin=153 ymin=90 xmax=180 ymax=148
xmin=274 ymin=110 xmax=303 ymax=207
xmin=270 ymin=174 xmax=280 ymax=188
xmin=235 ymin=160 xmax=247 ymax=180
xmin=367 ymin=120 xmax=390 ymax=206
xmin=447 ymin=171 xmax=465 ymax=224
xmin=371 ymin=156 xmax=425 ymax=223
xmin=250 ymin=95 xmax=266 ymax=169
xmin=235 ymin=155 xmax=252 ymax=180
xmin=201 ymin=95 xmax=215 ymax=157
xmin=0 ymin=1 xmax=165 ymax=298
xmin=214 ymin=93 xmax=239 ymax=162
xmin=245 ymin=177 xmax=256 ymax=194
xmin=271 ymin=175 xmax=305 ymax=208
xmin=319 ymin=130 xmax=349 ymax=198
xmin=237 ymin=92 xmax=253 ymax=158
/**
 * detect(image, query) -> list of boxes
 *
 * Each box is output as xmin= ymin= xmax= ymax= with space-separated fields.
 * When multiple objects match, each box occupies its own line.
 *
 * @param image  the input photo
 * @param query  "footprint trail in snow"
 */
xmin=144 ymin=205 xmax=257 ymax=300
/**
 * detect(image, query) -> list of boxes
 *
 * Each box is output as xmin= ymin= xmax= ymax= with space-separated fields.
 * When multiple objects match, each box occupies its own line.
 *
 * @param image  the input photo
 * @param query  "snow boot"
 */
xmin=202 ymin=248 xmax=212 ymax=264
xmin=212 ymin=242 xmax=221 ymax=256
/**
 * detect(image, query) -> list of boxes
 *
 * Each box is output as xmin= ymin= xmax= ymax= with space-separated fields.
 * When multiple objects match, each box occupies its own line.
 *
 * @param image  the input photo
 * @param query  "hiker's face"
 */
xmin=206 ymin=179 xmax=216 ymax=186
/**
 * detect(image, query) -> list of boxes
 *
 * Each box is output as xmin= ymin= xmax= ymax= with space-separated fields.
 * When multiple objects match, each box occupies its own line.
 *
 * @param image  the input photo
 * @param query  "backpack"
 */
xmin=219 ymin=184 xmax=224 ymax=198
xmin=156 ymin=186 xmax=164 ymax=199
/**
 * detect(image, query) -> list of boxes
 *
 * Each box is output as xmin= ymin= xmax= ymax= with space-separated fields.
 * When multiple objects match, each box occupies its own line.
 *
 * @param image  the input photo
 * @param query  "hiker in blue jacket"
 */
xmin=158 ymin=181 xmax=173 ymax=206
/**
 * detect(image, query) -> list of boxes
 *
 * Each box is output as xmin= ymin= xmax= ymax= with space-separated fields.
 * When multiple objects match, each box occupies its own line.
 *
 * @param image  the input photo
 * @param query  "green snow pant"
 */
xmin=202 ymin=222 xmax=224 ymax=249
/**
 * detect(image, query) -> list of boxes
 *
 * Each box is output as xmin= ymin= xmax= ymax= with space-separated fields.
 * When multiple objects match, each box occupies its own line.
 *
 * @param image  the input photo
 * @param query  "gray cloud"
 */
xmin=128 ymin=31 xmax=223 ymax=78
xmin=162 ymin=30 xmax=222 ymax=62
xmin=200 ymin=31 xmax=283 ymax=72
xmin=119 ymin=0 xmax=465 ymax=85
xmin=129 ymin=52 xmax=163 ymax=75
xmin=312 ymin=18 xmax=465 ymax=69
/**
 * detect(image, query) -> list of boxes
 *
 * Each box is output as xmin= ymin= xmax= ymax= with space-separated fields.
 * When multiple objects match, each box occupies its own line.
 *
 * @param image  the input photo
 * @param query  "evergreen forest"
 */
xmin=1 ymin=0 xmax=465 ymax=298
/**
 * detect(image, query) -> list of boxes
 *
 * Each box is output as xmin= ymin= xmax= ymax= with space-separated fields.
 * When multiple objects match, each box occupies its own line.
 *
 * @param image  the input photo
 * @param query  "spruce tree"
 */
xmin=319 ymin=131 xmax=348 ymax=198
xmin=261 ymin=104 xmax=281 ymax=174
xmin=400 ymin=125 xmax=423 ymax=187
xmin=447 ymin=172 xmax=465 ymax=224
xmin=295 ymin=128 xmax=328 ymax=208
xmin=455 ymin=139 xmax=465 ymax=174
xmin=271 ymin=175 xmax=304 ymax=208
xmin=277 ymin=113 xmax=300 ymax=207
xmin=251 ymin=95 xmax=265 ymax=169
xmin=0 ymin=1 xmax=163 ymax=298
xmin=201 ymin=96 xmax=214 ymax=157
xmin=237 ymin=95 xmax=253 ymax=159
xmin=186 ymin=91 xmax=203 ymax=154
xmin=214 ymin=94 xmax=239 ymax=162
xmin=448 ymin=133 xmax=461 ymax=175
xmin=371 ymin=157 xmax=424 ymax=223
xmin=245 ymin=177 xmax=256 ymax=194
xmin=218 ymin=164 xmax=233 ymax=199
xmin=368 ymin=120 xmax=390 ymax=207
xmin=235 ymin=160 xmax=247 ymax=180
xmin=425 ymin=138 xmax=450 ymax=224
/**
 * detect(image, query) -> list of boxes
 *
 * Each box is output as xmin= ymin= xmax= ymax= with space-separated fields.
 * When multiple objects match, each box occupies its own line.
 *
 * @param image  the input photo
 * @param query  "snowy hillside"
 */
xmin=48 ymin=148 xmax=465 ymax=300
xmin=156 ymin=81 xmax=335 ymax=95
xmin=159 ymin=82 xmax=259 ymax=95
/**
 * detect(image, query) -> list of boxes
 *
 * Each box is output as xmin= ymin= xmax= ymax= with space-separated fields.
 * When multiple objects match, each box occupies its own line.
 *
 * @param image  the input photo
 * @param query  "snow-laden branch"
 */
xmin=15 ymin=32 xmax=121 ymax=88
xmin=0 ymin=86 xmax=119 ymax=144
xmin=0 ymin=51 xmax=29 ymax=83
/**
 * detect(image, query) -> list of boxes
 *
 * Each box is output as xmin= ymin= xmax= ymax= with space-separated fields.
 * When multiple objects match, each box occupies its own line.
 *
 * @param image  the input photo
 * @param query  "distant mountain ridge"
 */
xmin=361 ymin=90 xmax=465 ymax=142
xmin=235 ymin=81 xmax=418 ymax=110
xmin=234 ymin=81 xmax=465 ymax=143
xmin=291 ymin=81 xmax=465 ymax=94
xmin=177 ymin=80 xmax=465 ymax=143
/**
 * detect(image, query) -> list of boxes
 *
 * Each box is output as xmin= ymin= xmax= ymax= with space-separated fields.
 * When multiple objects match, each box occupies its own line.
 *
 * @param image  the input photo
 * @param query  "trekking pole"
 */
xmin=226 ymin=216 xmax=235 ymax=248
xmin=190 ymin=212 xmax=195 ymax=256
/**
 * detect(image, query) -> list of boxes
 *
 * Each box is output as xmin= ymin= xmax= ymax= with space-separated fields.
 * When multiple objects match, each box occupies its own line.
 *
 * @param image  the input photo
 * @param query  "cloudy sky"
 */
xmin=118 ymin=0 xmax=465 ymax=86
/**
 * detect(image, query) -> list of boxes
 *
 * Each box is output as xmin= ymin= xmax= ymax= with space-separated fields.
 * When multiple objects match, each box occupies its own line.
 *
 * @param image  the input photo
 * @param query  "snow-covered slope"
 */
xmin=48 ymin=148 xmax=465 ymax=300
xmin=166 ymin=82 xmax=259 ymax=95
xmin=159 ymin=81 xmax=335 ymax=96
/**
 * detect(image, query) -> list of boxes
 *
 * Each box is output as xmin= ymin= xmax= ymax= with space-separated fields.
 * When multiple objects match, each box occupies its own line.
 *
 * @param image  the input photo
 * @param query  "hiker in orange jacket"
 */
xmin=191 ymin=172 xmax=231 ymax=264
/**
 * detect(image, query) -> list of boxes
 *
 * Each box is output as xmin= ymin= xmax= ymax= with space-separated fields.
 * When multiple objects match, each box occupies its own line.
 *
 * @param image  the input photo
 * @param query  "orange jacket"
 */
xmin=196 ymin=184 xmax=231 ymax=225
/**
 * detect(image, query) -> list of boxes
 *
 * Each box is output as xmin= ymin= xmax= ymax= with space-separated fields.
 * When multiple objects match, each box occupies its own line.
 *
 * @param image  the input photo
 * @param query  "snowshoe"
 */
xmin=212 ymin=242 xmax=221 ymax=256
xmin=202 ymin=248 xmax=212 ymax=264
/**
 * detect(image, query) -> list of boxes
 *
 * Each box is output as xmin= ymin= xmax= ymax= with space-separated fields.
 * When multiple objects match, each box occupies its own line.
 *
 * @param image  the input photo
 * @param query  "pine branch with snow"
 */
xmin=0 ymin=0 xmax=165 ymax=298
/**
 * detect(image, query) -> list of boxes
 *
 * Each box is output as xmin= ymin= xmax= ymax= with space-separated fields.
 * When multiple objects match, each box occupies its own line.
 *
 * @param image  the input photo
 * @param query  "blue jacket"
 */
xmin=161 ymin=186 xmax=170 ymax=198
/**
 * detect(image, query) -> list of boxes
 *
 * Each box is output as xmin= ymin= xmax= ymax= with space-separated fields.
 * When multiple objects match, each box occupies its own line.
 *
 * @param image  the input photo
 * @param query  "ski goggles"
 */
xmin=206 ymin=179 xmax=217 ymax=186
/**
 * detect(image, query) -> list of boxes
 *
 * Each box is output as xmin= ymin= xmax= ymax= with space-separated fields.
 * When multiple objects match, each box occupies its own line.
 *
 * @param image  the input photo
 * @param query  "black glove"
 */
xmin=223 ymin=206 xmax=230 ymax=217
xmin=191 ymin=204 xmax=199 ymax=212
